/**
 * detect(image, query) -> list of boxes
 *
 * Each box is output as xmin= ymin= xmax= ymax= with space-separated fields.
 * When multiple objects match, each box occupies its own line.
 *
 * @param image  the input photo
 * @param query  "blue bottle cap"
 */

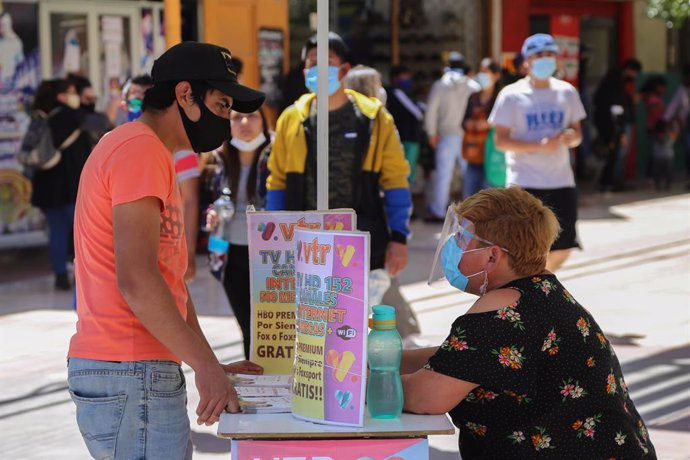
xmin=371 ymin=304 xmax=396 ymax=330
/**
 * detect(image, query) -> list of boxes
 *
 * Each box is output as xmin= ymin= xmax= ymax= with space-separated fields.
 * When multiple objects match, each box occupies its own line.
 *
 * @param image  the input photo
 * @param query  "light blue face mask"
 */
xmin=475 ymin=72 xmax=492 ymax=89
xmin=531 ymin=57 xmax=557 ymax=81
xmin=440 ymin=236 xmax=487 ymax=292
xmin=304 ymin=65 xmax=341 ymax=96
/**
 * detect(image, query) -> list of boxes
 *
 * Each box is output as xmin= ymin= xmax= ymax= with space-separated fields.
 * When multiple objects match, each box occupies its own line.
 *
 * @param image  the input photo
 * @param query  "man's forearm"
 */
xmin=185 ymin=287 xmax=215 ymax=354
xmin=495 ymin=135 xmax=544 ymax=154
xmin=120 ymin=272 xmax=217 ymax=370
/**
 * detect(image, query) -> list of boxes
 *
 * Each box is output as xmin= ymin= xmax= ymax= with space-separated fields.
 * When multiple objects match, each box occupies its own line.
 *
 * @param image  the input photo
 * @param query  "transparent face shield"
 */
xmin=428 ymin=206 xmax=506 ymax=290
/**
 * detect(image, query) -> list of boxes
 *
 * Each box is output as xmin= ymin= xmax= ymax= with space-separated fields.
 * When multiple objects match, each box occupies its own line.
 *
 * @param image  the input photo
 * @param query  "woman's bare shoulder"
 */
xmin=467 ymin=288 xmax=521 ymax=314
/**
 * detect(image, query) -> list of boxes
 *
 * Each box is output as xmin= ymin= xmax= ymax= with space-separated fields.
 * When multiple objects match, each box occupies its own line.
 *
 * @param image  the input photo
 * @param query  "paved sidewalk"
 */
xmin=0 ymin=190 xmax=689 ymax=459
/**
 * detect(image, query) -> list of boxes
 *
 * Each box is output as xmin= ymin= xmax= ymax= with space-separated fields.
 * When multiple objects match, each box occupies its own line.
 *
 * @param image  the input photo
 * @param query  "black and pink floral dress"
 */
xmin=426 ymin=274 xmax=656 ymax=459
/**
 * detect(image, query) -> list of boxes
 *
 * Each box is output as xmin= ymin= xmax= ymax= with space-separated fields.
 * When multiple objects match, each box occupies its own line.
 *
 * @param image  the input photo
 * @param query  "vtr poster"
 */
xmin=292 ymin=228 xmax=369 ymax=427
xmin=247 ymin=210 xmax=355 ymax=374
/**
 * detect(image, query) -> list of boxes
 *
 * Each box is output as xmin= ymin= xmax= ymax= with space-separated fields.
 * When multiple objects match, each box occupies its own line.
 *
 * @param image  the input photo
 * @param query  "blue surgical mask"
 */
xmin=440 ymin=237 xmax=486 ymax=292
xmin=304 ymin=65 xmax=341 ymax=96
xmin=397 ymin=78 xmax=413 ymax=92
xmin=531 ymin=57 xmax=557 ymax=80
xmin=475 ymin=72 xmax=492 ymax=89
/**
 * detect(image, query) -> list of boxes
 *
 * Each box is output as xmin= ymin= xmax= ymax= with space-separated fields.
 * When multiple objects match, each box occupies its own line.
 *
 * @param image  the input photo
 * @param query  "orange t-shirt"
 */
xmin=68 ymin=122 xmax=188 ymax=362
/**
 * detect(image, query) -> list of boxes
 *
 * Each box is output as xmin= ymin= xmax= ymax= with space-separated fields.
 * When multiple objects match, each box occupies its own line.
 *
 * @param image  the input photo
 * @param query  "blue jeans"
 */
xmin=42 ymin=204 xmax=75 ymax=275
xmin=68 ymin=358 xmax=192 ymax=460
xmin=463 ymin=163 xmax=486 ymax=198
xmin=427 ymin=134 xmax=465 ymax=218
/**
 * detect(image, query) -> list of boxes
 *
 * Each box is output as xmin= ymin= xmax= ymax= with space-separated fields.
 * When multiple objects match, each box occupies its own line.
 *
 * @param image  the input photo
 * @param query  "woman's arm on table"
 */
xmin=402 ymin=368 xmax=477 ymax=415
xmin=400 ymin=347 xmax=438 ymax=375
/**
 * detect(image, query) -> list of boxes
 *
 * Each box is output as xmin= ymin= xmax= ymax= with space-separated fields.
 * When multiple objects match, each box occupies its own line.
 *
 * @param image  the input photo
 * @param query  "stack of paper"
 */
xmin=228 ymin=374 xmax=293 ymax=414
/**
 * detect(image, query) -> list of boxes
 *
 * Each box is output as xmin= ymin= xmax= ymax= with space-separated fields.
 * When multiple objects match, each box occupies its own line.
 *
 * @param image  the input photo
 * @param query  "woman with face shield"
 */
xmin=202 ymin=108 xmax=272 ymax=359
xmin=401 ymin=187 xmax=656 ymax=459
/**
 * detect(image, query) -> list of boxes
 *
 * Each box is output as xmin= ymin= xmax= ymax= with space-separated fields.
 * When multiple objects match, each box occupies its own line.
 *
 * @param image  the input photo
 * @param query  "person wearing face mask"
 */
xmin=107 ymin=73 xmax=154 ymax=126
xmin=67 ymin=73 xmax=113 ymax=148
xmin=400 ymin=187 xmax=656 ymax=459
xmin=111 ymin=74 xmax=204 ymax=282
xmin=461 ymin=58 xmax=503 ymax=198
xmin=423 ymin=51 xmax=481 ymax=223
xmin=67 ymin=42 xmax=266 ymax=458
xmin=30 ymin=79 xmax=93 ymax=290
xmin=202 ymin=108 xmax=272 ymax=358
xmin=489 ymin=34 xmax=586 ymax=273
xmin=266 ymin=32 xmax=412 ymax=307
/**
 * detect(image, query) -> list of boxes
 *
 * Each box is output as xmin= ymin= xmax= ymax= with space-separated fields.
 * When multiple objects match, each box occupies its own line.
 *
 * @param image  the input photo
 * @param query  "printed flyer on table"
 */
xmin=291 ymin=228 xmax=369 ymax=427
xmin=247 ymin=209 xmax=355 ymax=374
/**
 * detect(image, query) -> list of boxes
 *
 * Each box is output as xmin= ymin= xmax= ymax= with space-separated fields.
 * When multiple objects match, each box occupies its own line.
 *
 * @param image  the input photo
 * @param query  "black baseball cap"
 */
xmin=301 ymin=32 xmax=351 ymax=64
xmin=151 ymin=41 xmax=265 ymax=113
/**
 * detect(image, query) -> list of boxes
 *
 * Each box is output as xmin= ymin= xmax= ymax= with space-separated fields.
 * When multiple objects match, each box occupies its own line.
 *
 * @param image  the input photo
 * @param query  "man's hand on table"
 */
xmin=221 ymin=360 xmax=264 ymax=375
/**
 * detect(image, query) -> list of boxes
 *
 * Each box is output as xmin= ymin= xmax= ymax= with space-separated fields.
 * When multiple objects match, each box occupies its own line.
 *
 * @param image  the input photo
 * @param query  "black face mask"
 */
xmin=81 ymin=103 xmax=96 ymax=113
xmin=177 ymin=98 xmax=229 ymax=153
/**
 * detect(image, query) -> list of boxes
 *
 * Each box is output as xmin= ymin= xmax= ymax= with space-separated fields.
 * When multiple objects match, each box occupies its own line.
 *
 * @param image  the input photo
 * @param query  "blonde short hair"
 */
xmin=455 ymin=187 xmax=561 ymax=275
xmin=344 ymin=65 xmax=383 ymax=100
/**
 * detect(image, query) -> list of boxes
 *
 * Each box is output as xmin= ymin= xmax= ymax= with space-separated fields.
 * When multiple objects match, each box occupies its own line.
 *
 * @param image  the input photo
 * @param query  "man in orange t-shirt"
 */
xmin=67 ymin=42 xmax=265 ymax=458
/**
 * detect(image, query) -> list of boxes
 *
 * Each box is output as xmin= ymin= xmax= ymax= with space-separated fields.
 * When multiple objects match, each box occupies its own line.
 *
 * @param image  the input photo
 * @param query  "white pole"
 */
xmin=316 ymin=0 xmax=329 ymax=210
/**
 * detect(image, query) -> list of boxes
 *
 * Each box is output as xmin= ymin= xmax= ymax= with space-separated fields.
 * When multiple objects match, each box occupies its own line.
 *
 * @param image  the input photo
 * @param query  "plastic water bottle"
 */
xmin=367 ymin=304 xmax=403 ymax=419
xmin=213 ymin=187 xmax=235 ymax=241
xmin=207 ymin=188 xmax=234 ymax=280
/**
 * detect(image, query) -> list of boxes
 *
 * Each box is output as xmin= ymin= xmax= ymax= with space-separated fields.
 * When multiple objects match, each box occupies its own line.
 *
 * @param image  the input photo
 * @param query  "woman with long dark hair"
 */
xmin=204 ymin=108 xmax=271 ymax=358
xmin=461 ymin=58 xmax=503 ymax=198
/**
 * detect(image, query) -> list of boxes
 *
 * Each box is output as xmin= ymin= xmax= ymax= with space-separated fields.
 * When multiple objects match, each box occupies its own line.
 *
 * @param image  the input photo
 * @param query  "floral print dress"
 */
xmin=426 ymin=275 xmax=656 ymax=459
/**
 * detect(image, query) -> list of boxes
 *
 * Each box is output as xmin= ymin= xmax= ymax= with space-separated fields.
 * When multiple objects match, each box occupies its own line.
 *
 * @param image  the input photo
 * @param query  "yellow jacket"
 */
xmin=266 ymin=89 xmax=411 ymax=269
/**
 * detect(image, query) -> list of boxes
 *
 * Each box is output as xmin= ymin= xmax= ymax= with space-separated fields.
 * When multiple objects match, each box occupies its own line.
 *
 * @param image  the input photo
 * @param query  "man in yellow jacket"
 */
xmin=266 ymin=32 xmax=411 ymax=304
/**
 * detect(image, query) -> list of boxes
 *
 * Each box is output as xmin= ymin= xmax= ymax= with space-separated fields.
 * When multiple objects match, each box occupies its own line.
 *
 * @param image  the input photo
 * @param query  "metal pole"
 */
xmin=316 ymin=0 xmax=329 ymax=210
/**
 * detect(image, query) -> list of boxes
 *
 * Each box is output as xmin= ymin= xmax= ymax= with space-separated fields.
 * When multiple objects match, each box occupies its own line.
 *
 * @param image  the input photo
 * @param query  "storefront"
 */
xmin=0 ymin=0 xmax=487 ymax=248
xmin=286 ymin=0 xmax=488 ymax=99
xmin=500 ymin=0 xmax=635 ymax=90
xmin=0 ymin=0 xmax=165 ymax=248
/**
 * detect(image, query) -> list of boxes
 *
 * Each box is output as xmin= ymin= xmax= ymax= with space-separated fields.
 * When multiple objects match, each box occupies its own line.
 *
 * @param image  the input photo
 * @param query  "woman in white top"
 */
xmin=204 ymin=108 xmax=272 ymax=358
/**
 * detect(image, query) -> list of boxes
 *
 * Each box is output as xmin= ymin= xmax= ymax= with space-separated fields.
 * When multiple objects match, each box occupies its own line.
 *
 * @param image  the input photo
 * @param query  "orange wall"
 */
xmin=202 ymin=0 xmax=289 ymax=90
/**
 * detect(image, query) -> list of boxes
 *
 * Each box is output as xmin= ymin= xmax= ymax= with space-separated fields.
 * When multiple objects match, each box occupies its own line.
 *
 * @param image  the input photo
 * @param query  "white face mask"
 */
xmin=230 ymin=132 xmax=267 ymax=152
xmin=65 ymin=94 xmax=81 ymax=109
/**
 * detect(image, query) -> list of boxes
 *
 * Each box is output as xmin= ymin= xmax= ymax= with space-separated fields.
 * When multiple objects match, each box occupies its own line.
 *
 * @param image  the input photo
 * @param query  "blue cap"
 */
xmin=370 ymin=305 xmax=396 ymax=330
xmin=521 ymin=33 xmax=559 ymax=58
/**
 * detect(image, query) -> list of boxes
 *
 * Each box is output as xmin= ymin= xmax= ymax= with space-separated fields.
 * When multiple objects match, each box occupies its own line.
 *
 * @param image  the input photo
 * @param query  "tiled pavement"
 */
xmin=1 ymin=189 xmax=689 ymax=459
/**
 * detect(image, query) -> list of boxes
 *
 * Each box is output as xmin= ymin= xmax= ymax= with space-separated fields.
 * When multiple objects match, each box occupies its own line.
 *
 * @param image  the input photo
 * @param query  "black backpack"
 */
xmin=17 ymin=109 xmax=81 ymax=170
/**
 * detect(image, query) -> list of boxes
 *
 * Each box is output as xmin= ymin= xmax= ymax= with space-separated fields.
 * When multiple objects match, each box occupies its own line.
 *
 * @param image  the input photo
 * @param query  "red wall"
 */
xmin=501 ymin=0 xmax=635 ymax=62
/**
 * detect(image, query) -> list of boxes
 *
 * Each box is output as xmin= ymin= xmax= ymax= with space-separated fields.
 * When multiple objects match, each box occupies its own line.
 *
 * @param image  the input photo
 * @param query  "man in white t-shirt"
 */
xmin=489 ymin=34 xmax=586 ymax=271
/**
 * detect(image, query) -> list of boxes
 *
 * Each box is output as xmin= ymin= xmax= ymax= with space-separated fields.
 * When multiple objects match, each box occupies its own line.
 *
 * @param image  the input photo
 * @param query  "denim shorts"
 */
xmin=68 ymin=358 xmax=192 ymax=460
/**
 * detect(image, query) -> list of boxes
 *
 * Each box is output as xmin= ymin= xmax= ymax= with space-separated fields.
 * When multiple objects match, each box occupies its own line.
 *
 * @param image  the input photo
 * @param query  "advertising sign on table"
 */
xmin=231 ymin=438 xmax=429 ymax=460
xmin=291 ymin=228 xmax=369 ymax=427
xmin=247 ymin=209 xmax=355 ymax=374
